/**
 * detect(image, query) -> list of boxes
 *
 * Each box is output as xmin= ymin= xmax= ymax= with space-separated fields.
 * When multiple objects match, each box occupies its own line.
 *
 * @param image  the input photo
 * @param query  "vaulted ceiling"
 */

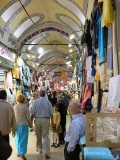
xmin=0 ymin=0 xmax=95 ymax=78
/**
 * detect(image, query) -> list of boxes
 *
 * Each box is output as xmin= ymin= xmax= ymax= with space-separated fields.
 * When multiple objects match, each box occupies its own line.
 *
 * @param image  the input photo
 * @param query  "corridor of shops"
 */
xmin=0 ymin=0 xmax=120 ymax=160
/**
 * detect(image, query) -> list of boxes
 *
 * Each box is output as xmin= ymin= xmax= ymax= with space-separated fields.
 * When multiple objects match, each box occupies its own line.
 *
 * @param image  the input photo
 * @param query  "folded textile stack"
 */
xmin=84 ymin=147 xmax=114 ymax=160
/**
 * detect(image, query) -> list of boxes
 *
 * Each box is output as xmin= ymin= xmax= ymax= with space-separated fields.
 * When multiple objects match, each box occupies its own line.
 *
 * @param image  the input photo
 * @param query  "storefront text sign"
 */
xmin=0 ymin=45 xmax=15 ymax=62
xmin=54 ymin=72 xmax=61 ymax=76
xmin=0 ymin=56 xmax=15 ymax=68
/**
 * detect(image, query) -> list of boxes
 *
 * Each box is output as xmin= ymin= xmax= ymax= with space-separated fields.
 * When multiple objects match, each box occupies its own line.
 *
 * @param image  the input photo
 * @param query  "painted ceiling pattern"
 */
xmin=0 ymin=0 xmax=93 ymax=77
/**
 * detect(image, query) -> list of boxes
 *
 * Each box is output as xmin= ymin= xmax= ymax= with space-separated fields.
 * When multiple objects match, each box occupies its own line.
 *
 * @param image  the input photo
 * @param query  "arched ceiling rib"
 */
xmin=0 ymin=0 xmax=92 ymax=80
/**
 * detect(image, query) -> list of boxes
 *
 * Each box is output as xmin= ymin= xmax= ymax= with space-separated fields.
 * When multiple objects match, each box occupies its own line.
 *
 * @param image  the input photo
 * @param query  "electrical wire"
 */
xmin=18 ymin=0 xmax=82 ymax=70
xmin=18 ymin=0 xmax=58 ymax=63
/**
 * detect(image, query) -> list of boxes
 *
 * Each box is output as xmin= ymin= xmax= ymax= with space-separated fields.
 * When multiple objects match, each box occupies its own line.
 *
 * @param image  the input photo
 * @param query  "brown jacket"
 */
xmin=0 ymin=99 xmax=17 ymax=136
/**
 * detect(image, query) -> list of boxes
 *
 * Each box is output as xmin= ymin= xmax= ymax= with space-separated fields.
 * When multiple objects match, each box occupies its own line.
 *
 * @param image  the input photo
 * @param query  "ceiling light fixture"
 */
xmin=66 ymin=61 xmax=71 ymax=65
xmin=27 ymin=54 xmax=30 ymax=58
xmin=69 ymin=49 xmax=73 ymax=53
xmin=70 ymin=34 xmax=74 ymax=40
xmin=66 ymin=57 xmax=68 ymax=59
xmin=38 ymin=47 xmax=43 ymax=54
xmin=68 ymin=44 xmax=72 ymax=48
xmin=36 ymin=63 xmax=39 ymax=66
xmin=32 ymin=55 xmax=35 ymax=58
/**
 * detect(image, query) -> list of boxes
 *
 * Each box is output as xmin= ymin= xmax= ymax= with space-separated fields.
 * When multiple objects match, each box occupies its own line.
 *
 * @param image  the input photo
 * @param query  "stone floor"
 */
xmin=8 ymin=131 xmax=65 ymax=160
xmin=8 ymin=115 xmax=71 ymax=160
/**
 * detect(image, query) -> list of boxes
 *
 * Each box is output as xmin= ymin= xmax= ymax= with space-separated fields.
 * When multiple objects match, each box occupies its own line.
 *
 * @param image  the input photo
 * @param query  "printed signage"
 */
xmin=0 ymin=56 xmax=15 ymax=68
xmin=54 ymin=72 xmax=61 ymax=76
xmin=0 ymin=45 xmax=15 ymax=62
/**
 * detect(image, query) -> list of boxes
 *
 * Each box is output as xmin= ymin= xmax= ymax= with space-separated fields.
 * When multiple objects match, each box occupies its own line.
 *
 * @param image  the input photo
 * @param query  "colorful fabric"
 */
xmin=107 ymin=26 xmax=113 ymax=70
xmin=6 ymin=71 xmax=13 ymax=90
xmin=14 ymin=125 xmax=29 ymax=155
xmin=12 ymin=69 xmax=19 ymax=79
xmin=84 ymin=147 xmax=114 ymax=160
xmin=99 ymin=0 xmax=114 ymax=27
xmin=91 ymin=48 xmax=96 ymax=76
xmin=98 ymin=16 xmax=105 ymax=65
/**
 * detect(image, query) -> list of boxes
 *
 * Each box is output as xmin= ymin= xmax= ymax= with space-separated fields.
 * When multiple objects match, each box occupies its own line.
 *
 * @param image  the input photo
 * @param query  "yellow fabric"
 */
xmin=12 ymin=69 xmax=19 ymax=78
xmin=98 ymin=0 xmax=114 ymax=27
xmin=61 ymin=71 xmax=65 ymax=77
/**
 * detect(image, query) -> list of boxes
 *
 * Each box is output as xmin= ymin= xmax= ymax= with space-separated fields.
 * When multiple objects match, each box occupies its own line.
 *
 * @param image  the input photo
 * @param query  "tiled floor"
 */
xmin=8 ymin=115 xmax=71 ymax=160
xmin=8 ymin=131 xmax=65 ymax=160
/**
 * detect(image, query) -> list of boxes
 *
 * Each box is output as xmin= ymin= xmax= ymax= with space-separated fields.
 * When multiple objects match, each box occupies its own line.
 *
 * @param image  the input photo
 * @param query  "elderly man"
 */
xmin=30 ymin=90 xmax=53 ymax=159
xmin=64 ymin=100 xmax=86 ymax=160
xmin=0 ymin=90 xmax=16 ymax=144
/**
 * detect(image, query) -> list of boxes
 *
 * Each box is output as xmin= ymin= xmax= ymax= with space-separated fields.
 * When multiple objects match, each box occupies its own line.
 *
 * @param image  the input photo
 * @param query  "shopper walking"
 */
xmin=0 ymin=90 xmax=16 ymax=144
xmin=64 ymin=100 xmax=86 ymax=160
xmin=51 ymin=104 xmax=62 ymax=148
xmin=13 ymin=94 xmax=32 ymax=160
xmin=30 ymin=90 xmax=54 ymax=159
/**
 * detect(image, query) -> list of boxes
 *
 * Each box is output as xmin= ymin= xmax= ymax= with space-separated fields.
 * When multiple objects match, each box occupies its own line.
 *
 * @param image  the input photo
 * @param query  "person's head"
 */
xmin=32 ymin=92 xmax=39 ymax=100
xmin=0 ymin=90 xmax=7 ymax=100
xmin=69 ymin=100 xmax=81 ymax=115
xmin=39 ymin=90 xmax=45 ymax=97
xmin=53 ymin=104 xmax=59 ymax=112
xmin=16 ymin=94 xmax=26 ymax=104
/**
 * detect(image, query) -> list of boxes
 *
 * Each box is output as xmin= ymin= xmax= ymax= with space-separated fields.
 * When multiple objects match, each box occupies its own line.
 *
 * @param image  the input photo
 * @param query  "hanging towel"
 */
xmin=98 ymin=0 xmax=114 ymax=27
xmin=98 ymin=16 xmax=105 ymax=65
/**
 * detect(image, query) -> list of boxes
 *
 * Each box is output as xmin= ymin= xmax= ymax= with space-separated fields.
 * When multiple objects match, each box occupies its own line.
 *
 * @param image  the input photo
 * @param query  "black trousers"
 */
xmin=2 ymin=135 xmax=9 ymax=144
xmin=64 ymin=142 xmax=81 ymax=160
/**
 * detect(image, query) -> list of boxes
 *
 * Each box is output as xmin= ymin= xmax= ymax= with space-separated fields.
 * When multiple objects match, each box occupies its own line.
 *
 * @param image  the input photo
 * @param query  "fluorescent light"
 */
xmin=68 ymin=44 xmax=72 ymax=48
xmin=70 ymin=34 xmax=74 ymax=40
xmin=66 ymin=61 xmax=71 ymax=65
xmin=27 ymin=55 xmax=30 ymax=58
xmin=36 ymin=63 xmax=39 ymax=66
xmin=66 ymin=57 xmax=68 ymax=59
xmin=69 ymin=49 xmax=73 ymax=53
xmin=32 ymin=55 xmax=35 ymax=58
xmin=38 ymin=47 xmax=43 ymax=54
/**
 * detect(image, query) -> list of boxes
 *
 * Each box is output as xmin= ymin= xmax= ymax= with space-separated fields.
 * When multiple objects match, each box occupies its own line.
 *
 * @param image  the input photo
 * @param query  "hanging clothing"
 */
xmin=86 ymin=56 xmax=94 ymax=83
xmin=98 ymin=0 xmax=114 ymax=27
xmin=112 ymin=11 xmax=118 ymax=76
xmin=6 ymin=71 xmax=13 ymax=90
xmin=91 ymin=48 xmax=96 ymax=77
xmin=98 ymin=16 xmax=105 ymax=65
xmin=107 ymin=26 xmax=113 ymax=70
xmin=12 ymin=69 xmax=19 ymax=79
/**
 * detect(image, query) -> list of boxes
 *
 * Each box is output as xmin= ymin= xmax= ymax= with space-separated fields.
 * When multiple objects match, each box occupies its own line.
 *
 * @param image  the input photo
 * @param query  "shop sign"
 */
xmin=0 ymin=56 xmax=15 ymax=68
xmin=54 ymin=72 xmax=61 ymax=76
xmin=0 ymin=45 xmax=15 ymax=62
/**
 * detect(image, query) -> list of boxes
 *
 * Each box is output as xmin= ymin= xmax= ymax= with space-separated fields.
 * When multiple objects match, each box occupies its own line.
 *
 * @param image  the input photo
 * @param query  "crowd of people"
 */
xmin=0 ymin=89 xmax=86 ymax=160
